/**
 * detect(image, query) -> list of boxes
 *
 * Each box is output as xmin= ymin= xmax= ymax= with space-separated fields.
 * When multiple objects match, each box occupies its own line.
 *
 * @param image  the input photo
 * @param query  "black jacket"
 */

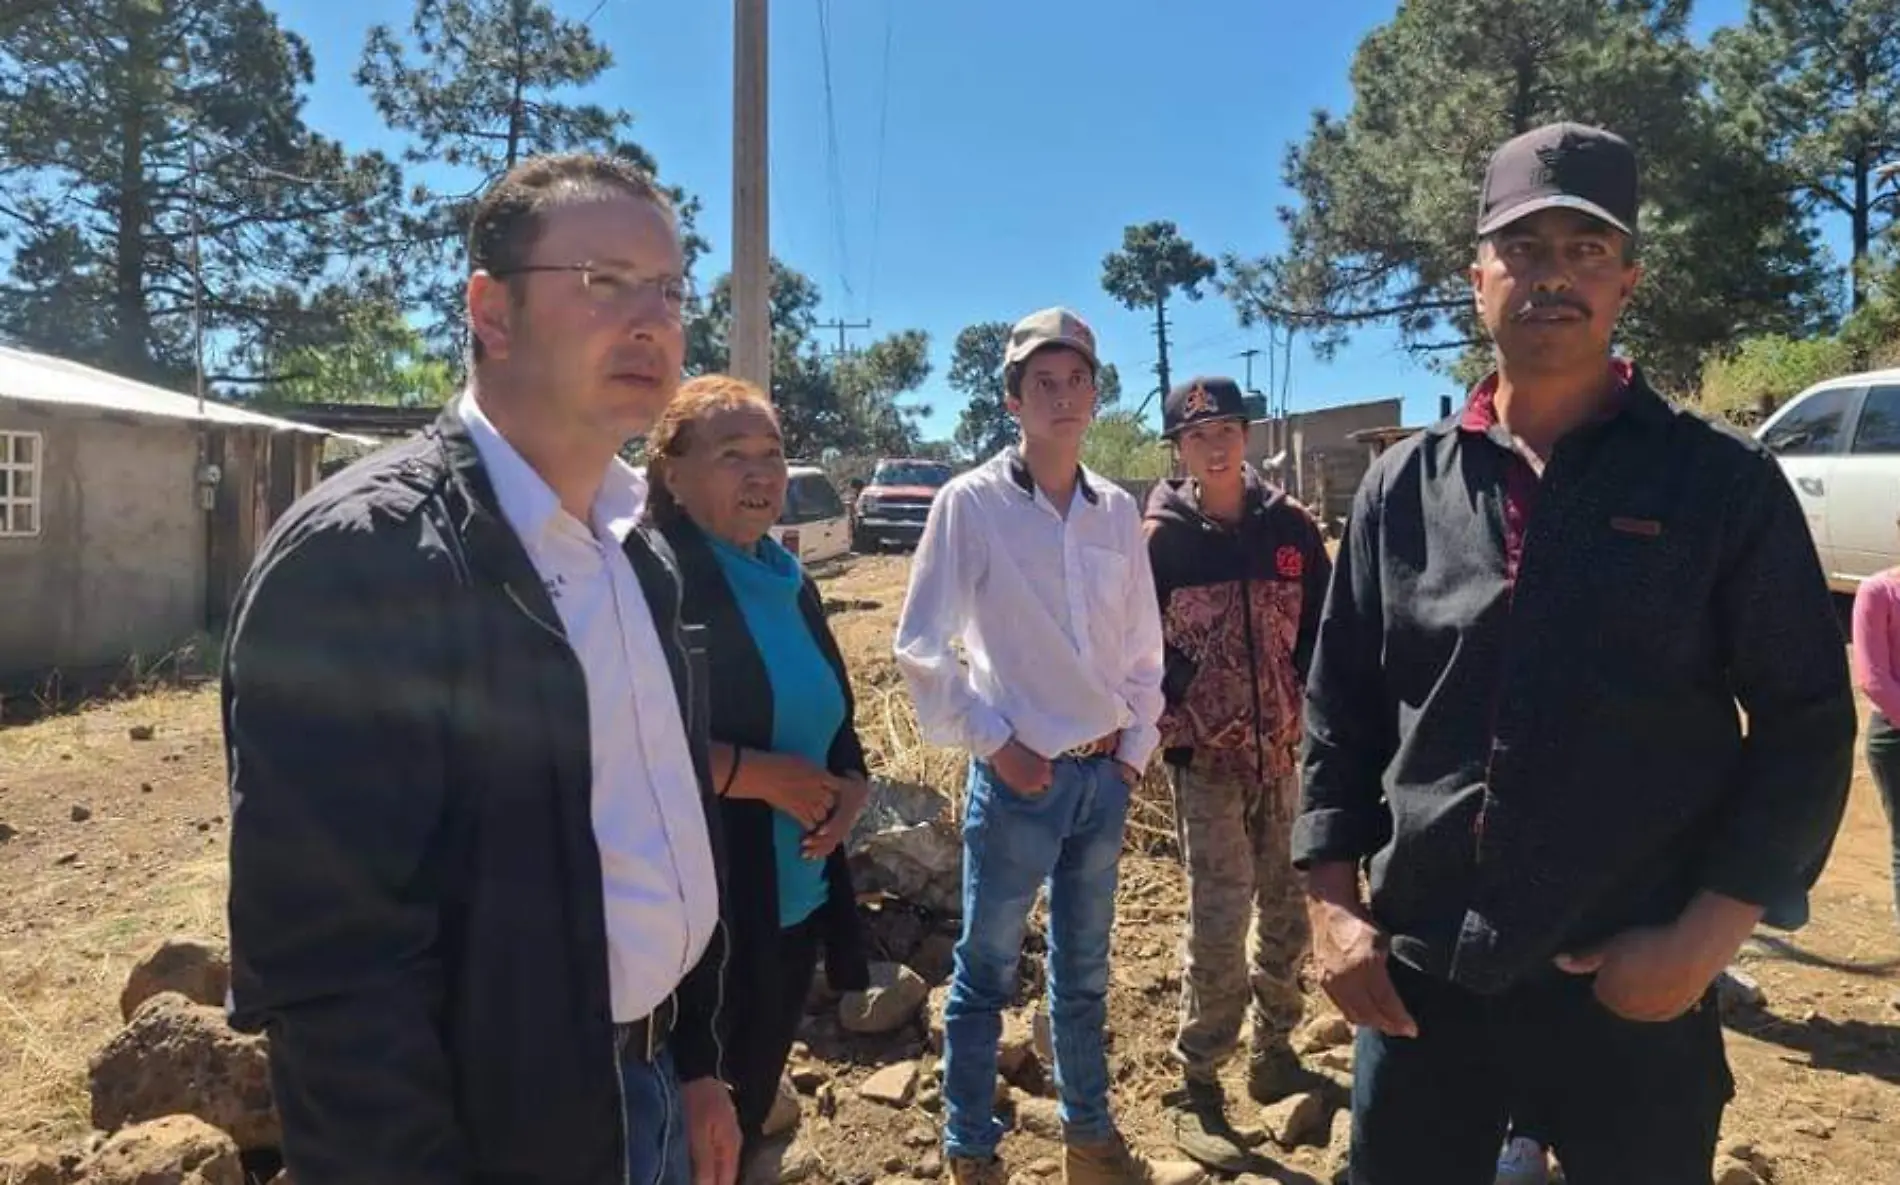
xmin=1296 ymin=370 xmax=1856 ymax=994
xmin=222 ymin=407 xmax=727 ymax=1185
xmin=1144 ymin=467 xmax=1331 ymax=779
xmin=658 ymin=516 xmax=873 ymax=1011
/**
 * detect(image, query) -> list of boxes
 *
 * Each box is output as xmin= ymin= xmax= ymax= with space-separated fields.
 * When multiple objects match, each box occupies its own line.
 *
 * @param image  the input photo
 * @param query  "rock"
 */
xmin=128 ymin=725 xmax=156 ymax=741
xmin=70 ymin=804 xmax=92 ymax=823
xmin=1718 ymin=969 xmax=1767 ymax=1013
xmin=1260 ymin=1090 xmax=1331 ymax=1149
xmin=904 ymin=1126 xmax=937 ymax=1148
xmin=1316 ymin=1047 xmax=1354 ymax=1073
xmin=55 ymin=852 xmax=78 ymax=867
xmin=882 ymin=1155 xmax=907 ymax=1174
xmin=1295 ymin=1016 xmax=1355 ymax=1055
xmin=847 ymin=782 xmax=961 ymax=915
xmin=88 ymin=993 xmax=278 ymax=1150
xmin=918 ymin=1149 xmax=943 ymax=1178
xmin=0 ymin=822 xmax=19 ymax=843
xmin=763 ymin=1076 xmax=802 ymax=1138
xmin=816 ymin=1082 xmax=839 ymax=1119
xmin=1031 ymin=1008 xmax=1052 ymax=1065
xmin=926 ymin=986 xmax=951 ymax=1052
xmin=1321 ymin=1109 xmax=1352 ymax=1176
xmin=1791 ymin=1115 xmax=1834 ymax=1139
xmin=993 ymin=1078 xmax=1013 ymax=1109
xmin=917 ymin=1085 xmax=942 ymax=1113
xmin=0 ymin=1144 xmax=70 ymax=1185
xmin=909 ymin=934 xmax=957 ymax=986
xmin=121 ymin=939 xmax=231 ymax=1021
xmin=76 ymin=1115 xmax=241 ymax=1185
xmin=1714 ymin=1159 xmax=1764 ymax=1185
xmin=140 ymin=784 xmax=153 ymax=794
xmin=840 ymin=963 xmax=930 ymax=1035
xmin=865 ymin=905 xmax=929 ymax=965
xmin=997 ymin=1009 xmax=1044 ymax=1090
xmin=1025 ymin=1159 xmax=1061 ymax=1178
xmin=859 ymin=1062 xmax=920 ymax=1107
xmin=1012 ymin=1097 xmax=1063 ymax=1141
xmin=790 ymin=1062 xmax=830 ymax=1094
xmin=778 ymin=1144 xmax=824 ymax=1184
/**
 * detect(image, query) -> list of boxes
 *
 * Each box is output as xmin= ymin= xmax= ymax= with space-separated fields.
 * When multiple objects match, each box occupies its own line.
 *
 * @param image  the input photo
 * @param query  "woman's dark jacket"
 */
xmin=658 ymin=515 xmax=872 ymax=1010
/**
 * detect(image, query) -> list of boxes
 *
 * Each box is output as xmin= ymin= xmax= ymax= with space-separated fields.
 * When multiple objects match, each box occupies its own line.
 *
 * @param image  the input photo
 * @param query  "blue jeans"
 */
xmin=943 ymin=755 xmax=1130 ymax=1159
xmin=620 ymin=1044 xmax=691 ymax=1185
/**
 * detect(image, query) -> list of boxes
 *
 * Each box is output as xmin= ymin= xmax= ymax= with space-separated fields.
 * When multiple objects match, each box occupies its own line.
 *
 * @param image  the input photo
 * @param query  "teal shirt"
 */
xmin=708 ymin=534 xmax=846 ymax=928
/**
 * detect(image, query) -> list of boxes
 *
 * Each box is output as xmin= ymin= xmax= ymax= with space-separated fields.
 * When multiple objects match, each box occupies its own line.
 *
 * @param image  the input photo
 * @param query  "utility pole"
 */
xmin=816 ymin=317 xmax=871 ymax=359
xmin=731 ymin=0 xmax=771 ymax=393
xmin=1236 ymin=347 xmax=1262 ymax=394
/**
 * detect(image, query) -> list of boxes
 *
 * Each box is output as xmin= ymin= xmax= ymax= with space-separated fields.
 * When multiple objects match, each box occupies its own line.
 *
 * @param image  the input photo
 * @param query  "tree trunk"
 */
xmin=113 ymin=14 xmax=159 ymax=380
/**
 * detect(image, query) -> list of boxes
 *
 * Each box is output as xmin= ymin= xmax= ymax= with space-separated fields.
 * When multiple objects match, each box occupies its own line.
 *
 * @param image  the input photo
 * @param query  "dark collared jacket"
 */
xmin=1296 ymin=366 xmax=1856 ymax=994
xmin=222 ymin=407 xmax=726 ymax=1185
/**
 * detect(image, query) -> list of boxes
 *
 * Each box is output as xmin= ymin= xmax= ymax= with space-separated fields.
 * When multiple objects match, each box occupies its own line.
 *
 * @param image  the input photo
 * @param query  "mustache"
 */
xmin=1511 ymin=293 xmax=1592 ymax=320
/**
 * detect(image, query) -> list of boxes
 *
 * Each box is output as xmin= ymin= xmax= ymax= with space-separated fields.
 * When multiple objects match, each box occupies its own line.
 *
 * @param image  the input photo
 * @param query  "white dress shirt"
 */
xmin=459 ymin=391 xmax=719 ymax=1023
xmin=894 ymin=448 xmax=1166 ymax=772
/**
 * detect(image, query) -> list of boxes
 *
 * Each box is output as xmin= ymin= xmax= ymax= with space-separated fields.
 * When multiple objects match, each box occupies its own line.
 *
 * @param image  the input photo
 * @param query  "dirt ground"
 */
xmin=3 ymin=553 xmax=1899 ymax=1184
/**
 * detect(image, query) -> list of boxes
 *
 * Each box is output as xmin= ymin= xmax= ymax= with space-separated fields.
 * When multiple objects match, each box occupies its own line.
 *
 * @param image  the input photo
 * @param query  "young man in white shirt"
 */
xmin=895 ymin=308 xmax=1202 ymax=1185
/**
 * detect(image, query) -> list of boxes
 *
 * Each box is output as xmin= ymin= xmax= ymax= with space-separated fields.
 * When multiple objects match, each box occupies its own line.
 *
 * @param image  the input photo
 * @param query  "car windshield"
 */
xmin=873 ymin=461 xmax=953 ymax=487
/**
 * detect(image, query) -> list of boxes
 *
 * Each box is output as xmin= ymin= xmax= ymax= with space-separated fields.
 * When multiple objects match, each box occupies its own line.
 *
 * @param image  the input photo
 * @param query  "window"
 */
xmin=0 ymin=431 xmax=40 ymax=537
xmin=872 ymin=461 xmax=953 ymax=488
xmin=780 ymin=474 xmax=846 ymax=525
xmin=1852 ymin=386 xmax=1900 ymax=454
xmin=1762 ymin=386 xmax=1855 ymax=457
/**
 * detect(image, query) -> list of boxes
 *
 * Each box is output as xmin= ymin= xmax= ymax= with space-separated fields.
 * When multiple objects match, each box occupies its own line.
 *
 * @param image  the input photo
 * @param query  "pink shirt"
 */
xmin=1851 ymin=569 xmax=1900 ymax=721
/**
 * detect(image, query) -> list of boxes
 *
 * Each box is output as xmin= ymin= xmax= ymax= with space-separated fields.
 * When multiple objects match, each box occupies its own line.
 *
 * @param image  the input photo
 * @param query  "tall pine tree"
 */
xmin=0 ymin=0 xmax=402 ymax=386
xmin=1226 ymin=0 xmax=1832 ymax=392
xmin=357 ymin=0 xmax=704 ymax=348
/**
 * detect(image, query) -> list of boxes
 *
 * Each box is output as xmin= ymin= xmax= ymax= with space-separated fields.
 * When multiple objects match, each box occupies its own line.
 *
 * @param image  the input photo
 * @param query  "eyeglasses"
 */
xmin=492 ymin=262 xmax=694 ymax=315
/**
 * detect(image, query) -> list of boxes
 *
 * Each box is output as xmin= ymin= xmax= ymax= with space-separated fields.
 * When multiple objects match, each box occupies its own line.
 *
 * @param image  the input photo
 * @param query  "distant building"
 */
xmin=0 ymin=346 xmax=366 ymax=686
xmin=1247 ymin=397 xmax=1405 ymax=531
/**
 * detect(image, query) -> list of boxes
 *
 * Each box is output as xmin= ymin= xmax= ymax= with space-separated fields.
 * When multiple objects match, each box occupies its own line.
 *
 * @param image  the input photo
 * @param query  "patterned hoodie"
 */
xmin=1144 ymin=466 xmax=1331 ymax=785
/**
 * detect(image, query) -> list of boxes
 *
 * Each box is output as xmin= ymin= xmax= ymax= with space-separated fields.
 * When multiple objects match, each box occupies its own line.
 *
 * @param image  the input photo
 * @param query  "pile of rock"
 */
xmin=0 ymin=938 xmax=290 ymax=1185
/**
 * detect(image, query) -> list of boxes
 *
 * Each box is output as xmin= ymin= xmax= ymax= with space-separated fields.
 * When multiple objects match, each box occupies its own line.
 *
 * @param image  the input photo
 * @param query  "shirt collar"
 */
xmin=456 ymin=389 xmax=647 ymax=545
xmin=1005 ymin=447 xmax=1100 ymax=506
xmin=1457 ymin=358 xmax=1643 ymax=436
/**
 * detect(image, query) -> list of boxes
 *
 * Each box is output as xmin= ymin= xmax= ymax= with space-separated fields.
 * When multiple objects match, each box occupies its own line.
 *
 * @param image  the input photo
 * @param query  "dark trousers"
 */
xmin=729 ymin=914 xmax=823 ymax=1148
xmin=1350 ymin=960 xmax=1733 ymax=1185
xmin=1867 ymin=712 xmax=1900 ymax=923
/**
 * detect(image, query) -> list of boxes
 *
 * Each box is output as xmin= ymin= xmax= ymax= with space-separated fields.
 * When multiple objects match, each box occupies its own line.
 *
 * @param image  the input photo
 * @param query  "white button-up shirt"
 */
xmin=894 ymin=448 xmax=1166 ymax=771
xmin=459 ymin=391 xmax=719 ymax=1023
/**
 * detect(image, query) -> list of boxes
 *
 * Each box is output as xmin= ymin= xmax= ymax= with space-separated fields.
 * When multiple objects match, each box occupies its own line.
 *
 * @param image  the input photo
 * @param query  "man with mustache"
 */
xmin=222 ymin=153 xmax=740 ymax=1185
xmin=1295 ymin=123 xmax=1855 ymax=1184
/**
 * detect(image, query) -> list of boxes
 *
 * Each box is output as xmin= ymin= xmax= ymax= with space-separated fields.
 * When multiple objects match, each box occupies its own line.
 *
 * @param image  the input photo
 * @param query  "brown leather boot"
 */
xmin=1247 ymin=1042 xmax=1320 ymax=1106
xmin=1064 ymin=1132 xmax=1207 ymax=1185
xmin=948 ymin=1154 xmax=1009 ymax=1185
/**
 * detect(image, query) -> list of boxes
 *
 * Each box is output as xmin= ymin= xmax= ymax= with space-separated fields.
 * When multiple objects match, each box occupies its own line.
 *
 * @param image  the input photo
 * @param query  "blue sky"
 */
xmin=276 ymin=0 xmax=1761 ymax=439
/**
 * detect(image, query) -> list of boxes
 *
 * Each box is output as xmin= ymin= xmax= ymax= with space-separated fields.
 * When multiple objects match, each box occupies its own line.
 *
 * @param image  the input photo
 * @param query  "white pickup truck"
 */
xmin=1757 ymin=366 xmax=1900 ymax=594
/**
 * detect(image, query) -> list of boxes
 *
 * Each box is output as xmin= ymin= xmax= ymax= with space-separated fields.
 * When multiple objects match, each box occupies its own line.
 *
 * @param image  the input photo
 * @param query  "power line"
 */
xmin=866 ymin=4 xmax=894 ymax=314
xmin=812 ymin=0 xmax=853 ymax=304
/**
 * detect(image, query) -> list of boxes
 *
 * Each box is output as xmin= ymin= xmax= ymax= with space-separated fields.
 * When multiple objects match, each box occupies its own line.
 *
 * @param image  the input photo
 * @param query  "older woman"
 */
xmin=644 ymin=374 xmax=873 ymax=1152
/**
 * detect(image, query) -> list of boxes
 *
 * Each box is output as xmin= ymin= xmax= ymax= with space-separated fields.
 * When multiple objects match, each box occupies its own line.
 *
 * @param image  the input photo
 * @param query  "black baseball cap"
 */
xmin=1163 ymin=376 xmax=1248 ymax=440
xmin=1478 ymin=122 xmax=1638 ymax=238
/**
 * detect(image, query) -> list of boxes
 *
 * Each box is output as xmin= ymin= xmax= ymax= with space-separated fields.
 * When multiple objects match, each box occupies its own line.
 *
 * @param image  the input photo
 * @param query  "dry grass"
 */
xmin=0 ymin=856 xmax=225 ymax=1142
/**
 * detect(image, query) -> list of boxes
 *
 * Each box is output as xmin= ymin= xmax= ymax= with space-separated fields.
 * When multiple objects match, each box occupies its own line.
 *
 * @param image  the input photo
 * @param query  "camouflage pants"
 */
xmin=1168 ymin=763 xmax=1309 ymax=1084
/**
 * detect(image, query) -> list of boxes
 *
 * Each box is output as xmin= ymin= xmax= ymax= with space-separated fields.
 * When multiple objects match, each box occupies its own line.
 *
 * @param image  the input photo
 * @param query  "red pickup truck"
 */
xmin=849 ymin=458 xmax=955 ymax=552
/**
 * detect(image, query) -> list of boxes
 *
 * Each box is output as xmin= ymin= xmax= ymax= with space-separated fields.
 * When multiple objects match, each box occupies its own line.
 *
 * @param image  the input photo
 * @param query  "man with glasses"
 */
xmin=223 ymin=153 xmax=739 ymax=1185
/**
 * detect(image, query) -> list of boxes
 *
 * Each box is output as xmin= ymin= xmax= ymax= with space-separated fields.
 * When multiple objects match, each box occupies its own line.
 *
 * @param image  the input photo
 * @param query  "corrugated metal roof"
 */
xmin=0 ymin=344 xmax=364 ymax=440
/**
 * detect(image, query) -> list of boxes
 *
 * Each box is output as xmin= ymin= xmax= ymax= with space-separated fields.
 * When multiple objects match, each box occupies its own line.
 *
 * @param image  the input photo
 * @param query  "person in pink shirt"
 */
xmin=1851 ymin=568 xmax=1900 ymax=924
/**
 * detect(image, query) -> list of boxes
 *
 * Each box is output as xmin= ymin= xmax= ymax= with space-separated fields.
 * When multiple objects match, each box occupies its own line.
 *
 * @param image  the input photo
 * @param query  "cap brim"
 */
xmin=1478 ymin=194 xmax=1631 ymax=237
xmin=1162 ymin=413 xmax=1247 ymax=441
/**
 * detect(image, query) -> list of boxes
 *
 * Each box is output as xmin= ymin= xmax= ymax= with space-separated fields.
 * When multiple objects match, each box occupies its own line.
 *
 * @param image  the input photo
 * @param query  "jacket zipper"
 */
xmin=1238 ymin=561 xmax=1267 ymax=779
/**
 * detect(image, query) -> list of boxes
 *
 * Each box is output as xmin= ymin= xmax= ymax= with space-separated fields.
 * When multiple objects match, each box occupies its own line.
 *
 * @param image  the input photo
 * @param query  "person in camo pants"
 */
xmin=1142 ymin=377 xmax=1334 ymax=1171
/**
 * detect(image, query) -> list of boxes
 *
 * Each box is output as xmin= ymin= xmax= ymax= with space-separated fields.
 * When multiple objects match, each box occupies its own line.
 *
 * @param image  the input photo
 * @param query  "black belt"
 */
xmin=614 ymin=994 xmax=678 ymax=1064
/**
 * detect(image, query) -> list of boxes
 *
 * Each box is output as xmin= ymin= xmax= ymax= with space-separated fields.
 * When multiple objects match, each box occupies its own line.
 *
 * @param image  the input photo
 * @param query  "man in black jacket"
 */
xmin=1143 ymin=378 xmax=1331 ymax=1171
xmin=1296 ymin=123 xmax=1856 ymax=1184
xmin=222 ymin=153 xmax=740 ymax=1185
